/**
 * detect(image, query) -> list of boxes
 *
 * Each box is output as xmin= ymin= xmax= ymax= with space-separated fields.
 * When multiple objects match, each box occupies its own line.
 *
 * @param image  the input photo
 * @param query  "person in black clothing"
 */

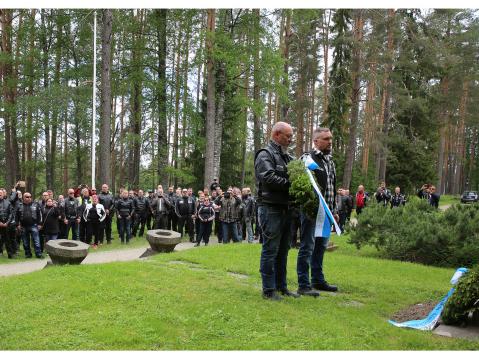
xmin=166 ymin=186 xmax=176 ymax=231
xmin=194 ymin=193 xmax=205 ymax=243
xmin=62 ymin=188 xmax=80 ymax=240
xmin=255 ymin=121 xmax=299 ymax=300
xmin=375 ymin=182 xmax=391 ymax=206
xmin=212 ymin=187 xmax=223 ymax=243
xmin=78 ymin=188 xmax=92 ymax=243
xmin=151 ymin=187 xmax=172 ymax=230
xmin=429 ymin=185 xmax=440 ymax=208
xmin=116 ymin=190 xmax=135 ymax=244
xmin=290 ymin=207 xmax=301 ymax=248
xmin=175 ymin=188 xmax=196 ymax=242
xmin=338 ymin=189 xmax=353 ymax=232
xmin=42 ymin=198 xmax=62 ymax=242
xmin=8 ymin=188 xmax=22 ymax=252
xmin=195 ymin=196 xmax=216 ymax=246
xmin=391 ymin=187 xmax=406 ymax=208
xmin=210 ymin=178 xmax=220 ymax=192
xmin=241 ymin=188 xmax=255 ymax=243
xmin=98 ymin=184 xmax=115 ymax=244
xmin=133 ymin=189 xmax=149 ymax=237
xmin=0 ymin=188 xmax=15 ymax=259
xmin=83 ymin=195 xmax=107 ymax=248
xmin=16 ymin=192 xmax=43 ymax=258
xmin=146 ymin=190 xmax=155 ymax=230
xmin=417 ymin=184 xmax=431 ymax=200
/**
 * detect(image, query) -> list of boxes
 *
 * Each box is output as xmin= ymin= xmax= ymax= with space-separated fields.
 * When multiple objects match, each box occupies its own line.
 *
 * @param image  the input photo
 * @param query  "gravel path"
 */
xmin=0 ymin=238 xmax=219 ymax=278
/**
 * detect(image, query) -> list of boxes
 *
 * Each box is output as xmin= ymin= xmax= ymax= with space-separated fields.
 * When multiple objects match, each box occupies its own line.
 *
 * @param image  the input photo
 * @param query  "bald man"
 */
xmin=254 ymin=122 xmax=299 ymax=300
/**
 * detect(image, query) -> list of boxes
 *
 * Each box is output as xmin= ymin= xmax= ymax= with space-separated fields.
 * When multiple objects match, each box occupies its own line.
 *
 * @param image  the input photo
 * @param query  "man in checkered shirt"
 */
xmin=296 ymin=127 xmax=339 ymax=297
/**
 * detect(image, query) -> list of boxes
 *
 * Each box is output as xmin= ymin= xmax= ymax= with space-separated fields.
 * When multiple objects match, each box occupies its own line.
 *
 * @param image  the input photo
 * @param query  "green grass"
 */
xmin=1 ymin=237 xmax=477 ymax=349
xmin=440 ymin=194 xmax=460 ymax=207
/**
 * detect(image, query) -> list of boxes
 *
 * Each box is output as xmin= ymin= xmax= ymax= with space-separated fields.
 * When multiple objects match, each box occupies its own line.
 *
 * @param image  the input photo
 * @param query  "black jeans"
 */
xmin=102 ymin=214 xmax=113 ymax=242
xmin=133 ymin=214 xmax=147 ymax=237
xmin=0 ymin=226 xmax=16 ymax=257
xmin=177 ymin=215 xmax=194 ymax=241
xmin=79 ymin=219 xmax=88 ymax=243
xmin=197 ymin=221 xmax=213 ymax=244
xmin=86 ymin=220 xmax=104 ymax=245
xmin=258 ymin=204 xmax=292 ymax=293
xmin=64 ymin=219 xmax=79 ymax=240
xmin=154 ymin=213 xmax=168 ymax=230
xmin=168 ymin=213 xmax=177 ymax=232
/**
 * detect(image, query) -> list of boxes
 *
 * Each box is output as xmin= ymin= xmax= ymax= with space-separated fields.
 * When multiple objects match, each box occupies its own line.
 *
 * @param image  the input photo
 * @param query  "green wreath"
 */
xmin=287 ymin=159 xmax=319 ymax=220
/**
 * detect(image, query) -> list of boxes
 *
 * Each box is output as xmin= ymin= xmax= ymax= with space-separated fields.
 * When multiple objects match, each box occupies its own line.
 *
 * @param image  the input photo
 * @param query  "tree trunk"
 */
xmin=252 ymin=9 xmax=262 ymax=155
xmin=281 ymin=9 xmax=292 ymax=121
xmin=99 ymin=9 xmax=113 ymax=186
xmin=437 ymin=76 xmax=449 ymax=194
xmin=204 ymin=9 xmax=216 ymax=188
xmin=128 ymin=10 xmax=145 ymax=188
xmin=172 ymin=23 xmax=182 ymax=174
xmin=181 ymin=16 xmax=191 ymax=161
xmin=454 ymin=80 xmax=469 ymax=194
xmin=155 ymin=9 xmax=168 ymax=188
xmin=377 ymin=9 xmax=395 ymax=183
xmin=342 ymin=9 xmax=364 ymax=189
xmin=362 ymin=61 xmax=376 ymax=175
xmin=321 ymin=10 xmax=331 ymax=123
xmin=0 ymin=9 xmax=19 ymax=188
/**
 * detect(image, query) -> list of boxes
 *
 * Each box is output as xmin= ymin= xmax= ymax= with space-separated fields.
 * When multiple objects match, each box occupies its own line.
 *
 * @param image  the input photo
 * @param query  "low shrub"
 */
xmin=348 ymin=198 xmax=479 ymax=267
xmin=442 ymin=266 xmax=479 ymax=325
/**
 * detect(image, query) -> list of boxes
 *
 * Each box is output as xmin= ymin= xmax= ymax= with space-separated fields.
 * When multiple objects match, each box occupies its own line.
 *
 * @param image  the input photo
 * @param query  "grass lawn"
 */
xmin=440 ymin=194 xmax=460 ymax=207
xmin=1 ymin=234 xmax=478 ymax=350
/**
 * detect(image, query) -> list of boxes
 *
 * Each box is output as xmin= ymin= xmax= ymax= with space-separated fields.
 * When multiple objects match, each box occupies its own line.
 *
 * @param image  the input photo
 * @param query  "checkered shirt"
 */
xmin=314 ymin=149 xmax=336 ymax=212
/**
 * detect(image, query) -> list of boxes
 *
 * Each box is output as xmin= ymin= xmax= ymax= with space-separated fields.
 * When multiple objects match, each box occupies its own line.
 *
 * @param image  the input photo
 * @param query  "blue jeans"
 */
xmin=243 ymin=218 xmax=254 ymax=242
xmin=221 ymin=222 xmax=240 ymax=243
xmin=21 ymin=225 xmax=42 ymax=257
xmin=46 ymin=234 xmax=58 ymax=242
xmin=258 ymin=204 xmax=291 ymax=293
xmin=64 ymin=219 xmax=79 ymax=240
xmin=297 ymin=212 xmax=329 ymax=289
xmin=118 ymin=217 xmax=131 ymax=243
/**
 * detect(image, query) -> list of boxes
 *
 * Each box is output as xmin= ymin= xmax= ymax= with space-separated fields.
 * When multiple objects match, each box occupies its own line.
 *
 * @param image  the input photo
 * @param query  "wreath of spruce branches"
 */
xmin=287 ymin=158 xmax=319 ymax=220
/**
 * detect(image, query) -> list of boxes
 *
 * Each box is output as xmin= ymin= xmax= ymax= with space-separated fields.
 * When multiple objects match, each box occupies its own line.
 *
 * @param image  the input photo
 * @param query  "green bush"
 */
xmin=287 ymin=159 xmax=318 ymax=220
xmin=348 ymin=198 xmax=479 ymax=267
xmin=442 ymin=266 xmax=479 ymax=325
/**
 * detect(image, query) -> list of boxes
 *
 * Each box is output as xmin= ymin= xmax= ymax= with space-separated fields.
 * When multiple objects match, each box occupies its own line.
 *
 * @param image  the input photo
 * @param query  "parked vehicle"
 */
xmin=460 ymin=191 xmax=478 ymax=203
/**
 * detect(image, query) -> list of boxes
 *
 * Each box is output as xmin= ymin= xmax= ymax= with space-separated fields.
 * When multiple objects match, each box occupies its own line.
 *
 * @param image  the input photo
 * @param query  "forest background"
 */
xmin=1 ymin=8 xmax=478 ymax=197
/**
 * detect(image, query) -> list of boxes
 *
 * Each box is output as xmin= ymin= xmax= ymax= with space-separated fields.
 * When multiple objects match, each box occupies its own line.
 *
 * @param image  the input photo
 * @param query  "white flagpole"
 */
xmin=92 ymin=10 xmax=97 ymax=189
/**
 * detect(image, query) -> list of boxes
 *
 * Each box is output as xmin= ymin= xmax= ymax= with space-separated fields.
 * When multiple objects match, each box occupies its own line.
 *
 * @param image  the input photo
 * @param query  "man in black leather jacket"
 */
xmin=99 ymin=184 xmax=115 ymax=244
xmin=255 ymin=121 xmax=298 ymax=301
xmin=0 ymin=188 xmax=15 ymax=259
xmin=63 ymin=188 xmax=80 ymax=240
xmin=133 ymin=189 xmax=149 ymax=237
xmin=115 ymin=190 xmax=135 ymax=244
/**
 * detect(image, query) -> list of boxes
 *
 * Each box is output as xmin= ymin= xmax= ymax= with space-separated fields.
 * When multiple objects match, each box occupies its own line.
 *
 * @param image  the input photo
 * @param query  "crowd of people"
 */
xmin=0 ymin=180 xmax=260 ymax=260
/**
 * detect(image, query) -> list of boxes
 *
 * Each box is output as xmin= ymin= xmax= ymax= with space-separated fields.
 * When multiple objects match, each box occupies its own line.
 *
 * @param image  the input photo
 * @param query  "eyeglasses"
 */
xmin=24 ymin=196 xmax=31 ymax=198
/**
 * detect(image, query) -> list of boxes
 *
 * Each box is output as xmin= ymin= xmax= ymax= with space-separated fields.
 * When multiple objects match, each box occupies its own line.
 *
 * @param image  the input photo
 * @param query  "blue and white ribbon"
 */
xmin=389 ymin=267 xmax=468 ymax=331
xmin=303 ymin=155 xmax=342 ymax=237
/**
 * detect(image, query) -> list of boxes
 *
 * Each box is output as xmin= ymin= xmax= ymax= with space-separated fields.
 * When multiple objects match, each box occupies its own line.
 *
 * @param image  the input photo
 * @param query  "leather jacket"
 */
xmin=254 ymin=140 xmax=292 ymax=206
xmin=0 ymin=198 xmax=13 ymax=225
xmin=115 ymin=198 xmax=135 ymax=218
xmin=64 ymin=196 xmax=80 ymax=220
xmin=98 ymin=191 xmax=115 ymax=211
xmin=16 ymin=202 xmax=43 ymax=226
xmin=134 ymin=197 xmax=149 ymax=217
xmin=175 ymin=196 xmax=196 ymax=217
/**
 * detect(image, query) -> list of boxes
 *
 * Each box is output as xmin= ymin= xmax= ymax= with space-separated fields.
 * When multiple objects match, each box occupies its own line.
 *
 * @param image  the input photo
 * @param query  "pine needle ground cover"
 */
xmin=1 ymin=239 xmax=478 ymax=350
